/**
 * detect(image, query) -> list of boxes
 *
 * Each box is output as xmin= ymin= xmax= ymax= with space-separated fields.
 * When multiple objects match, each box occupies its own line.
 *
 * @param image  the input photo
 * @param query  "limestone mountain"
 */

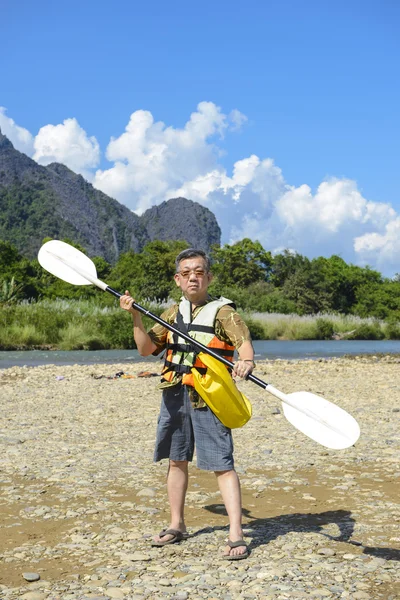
xmin=0 ymin=130 xmax=221 ymax=263
xmin=140 ymin=197 xmax=221 ymax=254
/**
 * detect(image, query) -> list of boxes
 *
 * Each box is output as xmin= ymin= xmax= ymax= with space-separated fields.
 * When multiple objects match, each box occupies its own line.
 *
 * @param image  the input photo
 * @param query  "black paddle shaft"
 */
xmin=106 ymin=285 xmax=268 ymax=390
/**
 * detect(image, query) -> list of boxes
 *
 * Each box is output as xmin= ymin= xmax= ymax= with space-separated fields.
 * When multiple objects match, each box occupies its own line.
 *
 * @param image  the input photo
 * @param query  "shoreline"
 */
xmin=2 ymin=341 xmax=400 ymax=372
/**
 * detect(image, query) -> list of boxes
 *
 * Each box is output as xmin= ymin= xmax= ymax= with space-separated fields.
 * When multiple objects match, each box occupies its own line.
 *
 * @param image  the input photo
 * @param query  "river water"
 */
xmin=1 ymin=339 xmax=400 ymax=369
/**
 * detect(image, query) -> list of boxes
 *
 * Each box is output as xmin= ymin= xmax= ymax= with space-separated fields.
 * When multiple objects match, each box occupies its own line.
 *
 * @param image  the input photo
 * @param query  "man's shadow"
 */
xmin=196 ymin=505 xmax=400 ymax=562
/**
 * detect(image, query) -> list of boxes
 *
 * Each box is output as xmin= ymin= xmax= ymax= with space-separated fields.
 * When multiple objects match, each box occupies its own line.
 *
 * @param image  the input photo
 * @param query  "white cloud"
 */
xmin=354 ymin=218 xmax=400 ymax=273
xmin=0 ymin=107 xmax=34 ymax=155
xmin=33 ymin=118 xmax=100 ymax=179
xmin=274 ymin=178 xmax=396 ymax=238
xmin=229 ymin=109 xmax=248 ymax=131
xmin=93 ymin=102 xmax=238 ymax=212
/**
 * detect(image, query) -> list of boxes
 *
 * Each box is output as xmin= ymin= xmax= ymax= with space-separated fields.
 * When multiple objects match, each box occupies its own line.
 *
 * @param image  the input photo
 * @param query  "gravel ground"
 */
xmin=0 ymin=356 xmax=399 ymax=600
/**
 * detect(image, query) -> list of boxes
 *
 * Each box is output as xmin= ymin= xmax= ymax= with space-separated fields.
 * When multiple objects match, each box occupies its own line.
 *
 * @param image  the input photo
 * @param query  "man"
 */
xmin=120 ymin=248 xmax=255 ymax=560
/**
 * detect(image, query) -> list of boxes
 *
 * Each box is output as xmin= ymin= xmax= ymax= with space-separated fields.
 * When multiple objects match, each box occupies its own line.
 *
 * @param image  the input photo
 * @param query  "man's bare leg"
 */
xmin=215 ymin=469 xmax=247 ymax=557
xmin=153 ymin=459 xmax=189 ymax=543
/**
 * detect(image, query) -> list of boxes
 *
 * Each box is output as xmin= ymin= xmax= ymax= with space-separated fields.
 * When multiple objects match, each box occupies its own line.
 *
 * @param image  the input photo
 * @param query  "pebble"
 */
xmin=137 ymin=487 xmax=156 ymax=497
xmin=22 ymin=573 xmax=41 ymax=582
xmin=0 ymin=357 xmax=399 ymax=600
xmin=107 ymin=589 xmax=126 ymax=599
xmin=121 ymin=552 xmax=152 ymax=561
xmin=317 ymin=548 xmax=336 ymax=556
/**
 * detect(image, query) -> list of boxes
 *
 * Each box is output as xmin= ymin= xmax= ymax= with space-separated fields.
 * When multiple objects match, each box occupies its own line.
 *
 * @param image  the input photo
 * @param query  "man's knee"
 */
xmin=169 ymin=460 xmax=189 ymax=468
xmin=214 ymin=468 xmax=235 ymax=476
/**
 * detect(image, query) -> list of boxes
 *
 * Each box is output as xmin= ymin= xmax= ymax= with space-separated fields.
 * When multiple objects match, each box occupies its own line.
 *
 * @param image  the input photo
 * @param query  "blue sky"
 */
xmin=1 ymin=0 xmax=400 ymax=275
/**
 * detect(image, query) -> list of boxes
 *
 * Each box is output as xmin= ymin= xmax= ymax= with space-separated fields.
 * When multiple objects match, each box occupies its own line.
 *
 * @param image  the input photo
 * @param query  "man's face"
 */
xmin=174 ymin=256 xmax=212 ymax=303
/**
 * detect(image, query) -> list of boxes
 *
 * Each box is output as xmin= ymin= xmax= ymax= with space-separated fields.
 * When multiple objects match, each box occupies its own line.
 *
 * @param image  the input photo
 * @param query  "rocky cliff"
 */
xmin=140 ymin=197 xmax=220 ymax=254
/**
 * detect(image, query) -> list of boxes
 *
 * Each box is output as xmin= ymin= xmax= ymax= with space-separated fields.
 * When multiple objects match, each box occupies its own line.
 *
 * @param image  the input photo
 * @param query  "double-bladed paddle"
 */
xmin=38 ymin=240 xmax=360 ymax=450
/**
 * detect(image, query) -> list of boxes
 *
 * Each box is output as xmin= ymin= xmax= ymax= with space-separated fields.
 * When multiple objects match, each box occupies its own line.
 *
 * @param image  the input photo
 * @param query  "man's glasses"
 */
xmin=176 ymin=269 xmax=207 ymax=279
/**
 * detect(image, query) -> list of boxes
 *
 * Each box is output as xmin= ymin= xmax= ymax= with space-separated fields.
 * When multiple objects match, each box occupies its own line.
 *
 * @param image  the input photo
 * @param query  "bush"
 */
xmin=0 ymin=323 xmax=45 ymax=348
xmin=58 ymin=323 xmax=107 ymax=351
xmin=315 ymin=318 xmax=334 ymax=340
xmin=284 ymin=320 xmax=318 ymax=340
xmin=348 ymin=323 xmax=385 ymax=340
xmin=97 ymin=312 xmax=136 ymax=349
xmin=384 ymin=319 xmax=400 ymax=340
xmin=241 ymin=316 xmax=266 ymax=340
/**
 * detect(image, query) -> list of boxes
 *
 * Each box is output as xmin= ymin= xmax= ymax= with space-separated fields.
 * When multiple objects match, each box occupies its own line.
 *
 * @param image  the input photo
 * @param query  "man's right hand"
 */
xmin=120 ymin=290 xmax=136 ymax=314
xmin=120 ymin=291 xmax=157 ymax=356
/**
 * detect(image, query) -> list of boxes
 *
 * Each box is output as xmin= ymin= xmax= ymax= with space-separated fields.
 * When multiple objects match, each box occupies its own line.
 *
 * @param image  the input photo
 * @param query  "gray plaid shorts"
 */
xmin=154 ymin=385 xmax=234 ymax=471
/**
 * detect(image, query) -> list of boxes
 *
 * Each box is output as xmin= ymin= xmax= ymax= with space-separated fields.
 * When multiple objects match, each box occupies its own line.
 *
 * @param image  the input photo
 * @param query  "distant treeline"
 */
xmin=1 ymin=236 xmax=400 ymax=319
xmin=1 ymin=237 xmax=400 ymax=349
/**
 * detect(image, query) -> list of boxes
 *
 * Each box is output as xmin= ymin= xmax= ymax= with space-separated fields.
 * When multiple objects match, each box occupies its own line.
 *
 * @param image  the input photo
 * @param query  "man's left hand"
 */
xmin=232 ymin=360 xmax=255 ymax=379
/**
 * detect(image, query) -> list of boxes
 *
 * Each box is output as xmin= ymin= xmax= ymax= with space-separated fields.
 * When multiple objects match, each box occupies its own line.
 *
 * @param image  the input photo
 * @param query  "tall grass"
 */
xmin=0 ymin=298 xmax=161 ymax=350
xmin=244 ymin=312 xmax=393 ymax=340
xmin=0 ymin=300 xmax=398 ymax=350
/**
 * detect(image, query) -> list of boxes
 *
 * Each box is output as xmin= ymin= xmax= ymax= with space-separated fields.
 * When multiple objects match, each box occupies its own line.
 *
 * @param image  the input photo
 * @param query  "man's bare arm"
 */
xmin=120 ymin=290 xmax=157 ymax=356
xmin=233 ymin=340 xmax=255 ymax=379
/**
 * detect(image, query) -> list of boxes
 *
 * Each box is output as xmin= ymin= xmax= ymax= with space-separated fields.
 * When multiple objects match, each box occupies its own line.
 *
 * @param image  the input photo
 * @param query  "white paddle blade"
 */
xmin=38 ymin=240 xmax=98 ymax=286
xmin=282 ymin=392 xmax=360 ymax=450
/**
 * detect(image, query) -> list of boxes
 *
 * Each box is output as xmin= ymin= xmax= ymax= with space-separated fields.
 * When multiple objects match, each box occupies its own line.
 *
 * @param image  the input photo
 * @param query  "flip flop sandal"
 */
xmin=223 ymin=539 xmax=250 ymax=560
xmin=151 ymin=528 xmax=188 ymax=547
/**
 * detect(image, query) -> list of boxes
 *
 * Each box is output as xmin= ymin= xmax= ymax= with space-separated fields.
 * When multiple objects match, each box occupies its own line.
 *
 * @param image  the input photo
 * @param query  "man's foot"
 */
xmin=151 ymin=528 xmax=189 ymax=547
xmin=223 ymin=539 xmax=249 ymax=560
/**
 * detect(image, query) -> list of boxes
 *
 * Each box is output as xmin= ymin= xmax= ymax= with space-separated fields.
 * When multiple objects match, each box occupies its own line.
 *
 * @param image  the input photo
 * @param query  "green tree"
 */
xmin=329 ymin=260 xmax=382 ymax=313
xmin=0 ymin=240 xmax=40 ymax=300
xmin=282 ymin=260 xmax=333 ymax=314
xmin=277 ymin=253 xmax=383 ymax=315
xmin=108 ymin=250 xmax=142 ymax=293
xmin=352 ymin=280 xmax=400 ymax=319
xmin=211 ymin=239 xmax=273 ymax=289
xmin=270 ymin=250 xmax=308 ymax=288
xmin=92 ymin=256 xmax=112 ymax=280
xmin=308 ymin=256 xmax=382 ymax=314
xmin=138 ymin=240 xmax=189 ymax=301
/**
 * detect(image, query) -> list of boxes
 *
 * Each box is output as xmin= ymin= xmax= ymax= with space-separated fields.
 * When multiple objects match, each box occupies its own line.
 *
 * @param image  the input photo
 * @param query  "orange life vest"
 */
xmin=161 ymin=297 xmax=236 ymax=387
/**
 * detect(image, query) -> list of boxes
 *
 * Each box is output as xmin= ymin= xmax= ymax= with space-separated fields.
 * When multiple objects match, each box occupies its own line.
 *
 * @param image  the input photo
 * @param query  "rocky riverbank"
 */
xmin=0 ymin=356 xmax=399 ymax=599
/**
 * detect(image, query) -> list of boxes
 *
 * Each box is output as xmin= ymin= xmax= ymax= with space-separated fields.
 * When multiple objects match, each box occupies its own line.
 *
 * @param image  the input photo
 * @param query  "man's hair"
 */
xmin=175 ymin=248 xmax=211 ymax=272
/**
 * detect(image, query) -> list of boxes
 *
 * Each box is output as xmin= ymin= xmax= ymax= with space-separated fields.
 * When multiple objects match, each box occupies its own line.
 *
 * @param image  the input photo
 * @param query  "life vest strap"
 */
xmin=163 ymin=360 xmax=207 ymax=376
xmin=165 ymin=342 xmax=195 ymax=353
xmin=166 ymin=343 xmax=234 ymax=359
xmin=187 ymin=324 xmax=215 ymax=334
xmin=209 ymin=347 xmax=235 ymax=357
xmin=163 ymin=361 xmax=192 ymax=374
